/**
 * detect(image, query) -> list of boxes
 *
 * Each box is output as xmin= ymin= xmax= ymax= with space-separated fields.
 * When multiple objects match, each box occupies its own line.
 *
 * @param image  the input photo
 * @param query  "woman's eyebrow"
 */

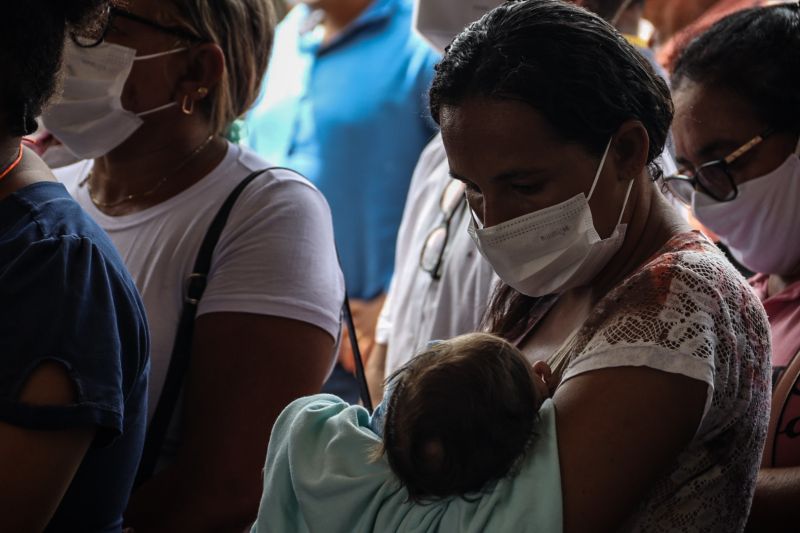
xmin=695 ymin=139 xmax=743 ymax=161
xmin=448 ymin=168 xmax=547 ymax=183
xmin=490 ymin=169 xmax=548 ymax=182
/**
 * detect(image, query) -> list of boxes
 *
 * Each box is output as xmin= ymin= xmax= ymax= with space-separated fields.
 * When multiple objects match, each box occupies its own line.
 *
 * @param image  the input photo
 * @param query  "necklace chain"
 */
xmin=80 ymin=135 xmax=215 ymax=209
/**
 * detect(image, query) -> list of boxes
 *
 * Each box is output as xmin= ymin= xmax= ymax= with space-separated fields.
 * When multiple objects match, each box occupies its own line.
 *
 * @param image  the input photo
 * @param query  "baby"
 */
xmin=371 ymin=332 xmax=554 ymax=501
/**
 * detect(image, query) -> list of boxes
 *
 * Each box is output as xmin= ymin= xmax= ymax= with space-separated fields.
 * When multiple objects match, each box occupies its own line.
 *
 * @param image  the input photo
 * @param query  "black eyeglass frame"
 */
xmin=664 ymin=127 xmax=775 ymax=204
xmin=418 ymin=181 xmax=468 ymax=281
xmin=71 ymin=6 xmax=204 ymax=48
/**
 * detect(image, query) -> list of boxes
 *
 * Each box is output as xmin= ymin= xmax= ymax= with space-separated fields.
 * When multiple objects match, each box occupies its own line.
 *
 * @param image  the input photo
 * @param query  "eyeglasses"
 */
xmin=419 ymin=179 xmax=468 ymax=280
xmin=71 ymin=6 xmax=203 ymax=48
xmin=664 ymin=128 xmax=774 ymax=205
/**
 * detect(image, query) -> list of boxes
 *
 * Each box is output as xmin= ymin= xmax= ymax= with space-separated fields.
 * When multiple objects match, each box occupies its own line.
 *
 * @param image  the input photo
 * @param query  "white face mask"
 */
xmin=692 ymin=139 xmax=800 ymax=276
xmin=412 ymin=0 xmax=504 ymax=53
xmin=41 ymin=40 xmax=187 ymax=160
xmin=468 ymin=138 xmax=634 ymax=297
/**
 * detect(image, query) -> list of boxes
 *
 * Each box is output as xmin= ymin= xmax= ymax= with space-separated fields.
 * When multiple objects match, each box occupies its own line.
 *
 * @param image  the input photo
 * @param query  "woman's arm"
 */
xmin=0 ymin=362 xmax=95 ymax=532
xmin=125 ymin=312 xmax=336 ymax=532
xmin=554 ymin=366 xmax=707 ymax=533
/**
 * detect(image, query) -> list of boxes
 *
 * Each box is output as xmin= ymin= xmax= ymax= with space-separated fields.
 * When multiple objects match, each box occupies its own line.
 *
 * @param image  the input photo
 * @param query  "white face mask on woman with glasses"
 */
xmin=691 ymin=137 xmax=800 ymax=276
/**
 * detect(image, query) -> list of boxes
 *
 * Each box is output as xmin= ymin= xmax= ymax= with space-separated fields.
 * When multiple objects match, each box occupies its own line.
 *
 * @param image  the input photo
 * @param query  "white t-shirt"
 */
xmin=376 ymin=135 xmax=497 ymax=376
xmin=56 ymin=143 xmax=345 ymax=460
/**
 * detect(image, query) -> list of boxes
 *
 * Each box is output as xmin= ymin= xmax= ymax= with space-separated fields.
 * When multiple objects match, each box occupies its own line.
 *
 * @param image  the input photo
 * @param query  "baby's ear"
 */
xmin=532 ymin=360 xmax=555 ymax=393
xmin=532 ymin=360 xmax=552 ymax=381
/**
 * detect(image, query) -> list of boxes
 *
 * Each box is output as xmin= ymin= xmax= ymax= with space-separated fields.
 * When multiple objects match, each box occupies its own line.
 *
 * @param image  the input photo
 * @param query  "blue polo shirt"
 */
xmin=246 ymin=0 xmax=439 ymax=299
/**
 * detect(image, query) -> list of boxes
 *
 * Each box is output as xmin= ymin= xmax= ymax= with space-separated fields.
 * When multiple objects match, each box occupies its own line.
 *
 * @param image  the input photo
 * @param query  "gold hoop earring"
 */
xmin=181 ymin=94 xmax=195 ymax=115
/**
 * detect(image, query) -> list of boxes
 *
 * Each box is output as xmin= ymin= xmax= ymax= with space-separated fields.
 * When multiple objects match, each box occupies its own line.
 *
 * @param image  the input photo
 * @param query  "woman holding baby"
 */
xmin=435 ymin=1 xmax=769 ymax=530
xmin=253 ymin=1 xmax=771 ymax=531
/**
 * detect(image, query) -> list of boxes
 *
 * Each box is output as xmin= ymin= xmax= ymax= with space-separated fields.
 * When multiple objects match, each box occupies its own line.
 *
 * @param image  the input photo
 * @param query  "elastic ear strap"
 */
xmin=610 ymin=0 xmax=635 ymax=27
xmin=587 ymin=137 xmax=614 ymax=201
xmin=616 ymin=178 xmax=635 ymax=226
xmin=138 ymin=101 xmax=178 ymax=117
xmin=134 ymin=47 xmax=188 ymax=61
xmin=467 ymin=193 xmax=484 ymax=229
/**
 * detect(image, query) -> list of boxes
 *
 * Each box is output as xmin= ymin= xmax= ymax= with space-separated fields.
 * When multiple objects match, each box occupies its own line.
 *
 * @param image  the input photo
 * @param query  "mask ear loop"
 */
xmin=466 ymin=192 xmax=485 ymax=230
xmin=134 ymin=47 xmax=188 ymax=61
xmin=616 ymin=178 xmax=635 ymax=227
xmin=137 ymin=101 xmax=179 ymax=118
xmin=610 ymin=0 xmax=635 ymax=27
xmin=587 ymin=137 xmax=614 ymax=201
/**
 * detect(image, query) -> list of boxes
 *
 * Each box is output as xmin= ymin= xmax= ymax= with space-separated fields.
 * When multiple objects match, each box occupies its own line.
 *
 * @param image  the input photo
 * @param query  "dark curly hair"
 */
xmin=673 ymin=3 xmax=800 ymax=135
xmin=429 ymin=0 xmax=672 ymax=177
xmin=429 ymin=0 xmax=674 ymax=342
xmin=380 ymin=333 xmax=542 ymax=501
xmin=0 ymin=0 xmax=110 ymax=136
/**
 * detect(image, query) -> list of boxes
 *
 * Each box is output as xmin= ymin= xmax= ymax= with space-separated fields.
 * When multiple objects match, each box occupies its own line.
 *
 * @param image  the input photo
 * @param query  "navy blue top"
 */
xmin=0 ymin=182 xmax=149 ymax=532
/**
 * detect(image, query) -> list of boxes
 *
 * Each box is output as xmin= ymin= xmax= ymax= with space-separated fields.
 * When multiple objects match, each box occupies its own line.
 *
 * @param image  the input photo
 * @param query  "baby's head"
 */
xmin=379 ymin=333 xmax=552 ymax=501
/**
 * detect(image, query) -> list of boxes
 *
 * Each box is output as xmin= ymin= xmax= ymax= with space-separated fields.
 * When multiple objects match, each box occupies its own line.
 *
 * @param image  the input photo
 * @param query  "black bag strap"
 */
xmin=343 ymin=292 xmax=373 ymax=413
xmin=133 ymin=166 xmax=375 ymax=486
xmin=134 ymin=168 xmax=267 ymax=488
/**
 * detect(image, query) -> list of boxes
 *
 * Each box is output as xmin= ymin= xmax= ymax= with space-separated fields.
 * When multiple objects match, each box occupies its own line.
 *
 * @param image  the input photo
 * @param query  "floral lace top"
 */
xmin=559 ymin=232 xmax=771 ymax=532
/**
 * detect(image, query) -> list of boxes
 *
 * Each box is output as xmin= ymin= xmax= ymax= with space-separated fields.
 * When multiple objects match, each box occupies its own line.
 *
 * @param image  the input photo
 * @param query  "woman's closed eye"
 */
xmin=509 ymin=180 xmax=545 ymax=195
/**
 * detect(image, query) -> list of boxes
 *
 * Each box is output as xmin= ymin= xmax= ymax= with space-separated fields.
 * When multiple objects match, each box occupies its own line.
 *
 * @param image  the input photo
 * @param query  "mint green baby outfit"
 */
xmin=251 ymin=394 xmax=561 ymax=533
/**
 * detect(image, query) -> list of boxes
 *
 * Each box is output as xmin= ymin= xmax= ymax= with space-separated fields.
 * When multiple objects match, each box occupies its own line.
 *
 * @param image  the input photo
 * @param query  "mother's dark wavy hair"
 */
xmin=428 ymin=0 xmax=673 ymax=341
xmin=429 ymin=0 xmax=672 ymax=173
xmin=1 ymin=0 xmax=110 ymax=136
xmin=673 ymin=2 xmax=800 ymax=135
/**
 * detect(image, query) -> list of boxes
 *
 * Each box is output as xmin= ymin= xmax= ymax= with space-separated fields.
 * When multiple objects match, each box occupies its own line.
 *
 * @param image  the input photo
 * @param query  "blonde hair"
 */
xmin=160 ymin=0 xmax=276 ymax=135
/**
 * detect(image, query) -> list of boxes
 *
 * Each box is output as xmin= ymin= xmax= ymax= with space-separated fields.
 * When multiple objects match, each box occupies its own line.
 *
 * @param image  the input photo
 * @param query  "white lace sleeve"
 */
xmin=556 ymin=234 xmax=771 ymax=531
xmin=561 ymin=249 xmax=758 ymax=423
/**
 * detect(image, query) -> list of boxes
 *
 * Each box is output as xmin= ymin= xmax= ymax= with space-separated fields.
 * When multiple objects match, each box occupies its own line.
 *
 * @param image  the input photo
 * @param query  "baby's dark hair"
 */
xmin=381 ymin=333 xmax=543 ymax=501
xmin=0 ymin=0 xmax=110 ymax=136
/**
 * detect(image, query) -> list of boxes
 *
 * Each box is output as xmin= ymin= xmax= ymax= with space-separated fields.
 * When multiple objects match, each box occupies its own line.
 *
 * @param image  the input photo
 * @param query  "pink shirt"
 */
xmin=750 ymin=273 xmax=800 ymax=467
xmin=750 ymin=274 xmax=800 ymax=378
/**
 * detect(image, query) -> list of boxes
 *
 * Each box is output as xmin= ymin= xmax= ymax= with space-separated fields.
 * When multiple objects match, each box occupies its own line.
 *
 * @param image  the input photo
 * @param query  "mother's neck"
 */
xmin=589 ymin=178 xmax=690 ymax=301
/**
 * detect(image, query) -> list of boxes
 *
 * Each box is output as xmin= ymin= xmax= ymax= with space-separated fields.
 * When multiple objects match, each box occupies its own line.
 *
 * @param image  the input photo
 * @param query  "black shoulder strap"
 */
xmin=134 ymin=168 xmax=267 ymax=488
xmin=133 ymin=166 xmax=374 ymax=487
xmin=343 ymin=292 xmax=373 ymax=413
